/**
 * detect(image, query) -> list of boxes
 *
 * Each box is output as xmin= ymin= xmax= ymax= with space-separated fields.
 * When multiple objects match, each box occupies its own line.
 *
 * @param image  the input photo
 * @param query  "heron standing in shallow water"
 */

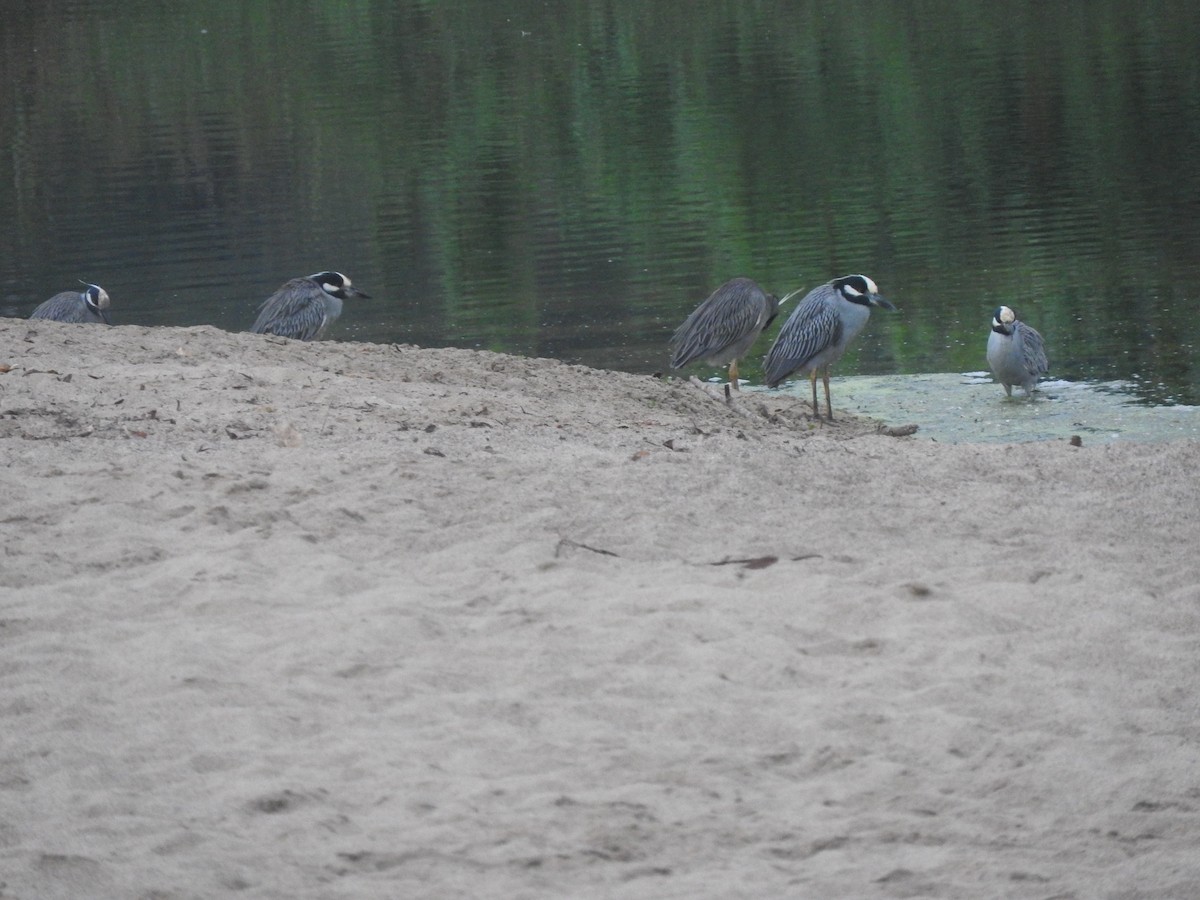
xmin=763 ymin=274 xmax=895 ymax=420
xmin=987 ymin=305 xmax=1048 ymax=398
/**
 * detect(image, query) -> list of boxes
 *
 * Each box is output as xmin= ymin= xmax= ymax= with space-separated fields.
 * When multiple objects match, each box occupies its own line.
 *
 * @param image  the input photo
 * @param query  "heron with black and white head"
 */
xmin=249 ymin=271 xmax=369 ymax=341
xmin=987 ymin=305 xmax=1048 ymax=398
xmin=763 ymin=274 xmax=895 ymax=420
xmin=30 ymin=283 xmax=111 ymax=324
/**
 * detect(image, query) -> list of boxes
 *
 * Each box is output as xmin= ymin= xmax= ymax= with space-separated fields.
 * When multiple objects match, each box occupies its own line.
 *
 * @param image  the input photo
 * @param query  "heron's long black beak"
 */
xmin=871 ymin=295 xmax=896 ymax=311
xmin=349 ymin=287 xmax=371 ymax=299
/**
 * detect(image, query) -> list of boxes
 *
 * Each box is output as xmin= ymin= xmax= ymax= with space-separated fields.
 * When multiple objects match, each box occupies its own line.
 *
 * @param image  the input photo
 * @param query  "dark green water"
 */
xmin=3 ymin=1 xmax=1200 ymax=405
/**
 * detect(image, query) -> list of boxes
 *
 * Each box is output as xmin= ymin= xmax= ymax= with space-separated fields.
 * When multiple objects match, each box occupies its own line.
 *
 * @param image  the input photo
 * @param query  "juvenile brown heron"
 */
xmin=670 ymin=277 xmax=795 ymax=390
xmin=987 ymin=305 xmax=1048 ymax=397
xmin=30 ymin=283 xmax=111 ymax=324
xmin=763 ymin=274 xmax=894 ymax=420
xmin=249 ymin=271 xmax=369 ymax=340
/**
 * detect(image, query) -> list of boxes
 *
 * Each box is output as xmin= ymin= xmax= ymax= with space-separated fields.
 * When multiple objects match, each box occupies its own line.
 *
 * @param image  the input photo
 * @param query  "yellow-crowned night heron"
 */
xmin=987 ymin=305 xmax=1048 ymax=397
xmin=670 ymin=277 xmax=799 ymax=390
xmin=763 ymin=274 xmax=894 ymax=420
xmin=249 ymin=271 xmax=369 ymax=340
xmin=30 ymin=283 xmax=111 ymax=324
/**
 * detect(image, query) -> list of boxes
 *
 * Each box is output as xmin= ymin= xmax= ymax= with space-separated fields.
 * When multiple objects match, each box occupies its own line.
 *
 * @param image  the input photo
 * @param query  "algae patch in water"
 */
xmin=760 ymin=373 xmax=1199 ymax=444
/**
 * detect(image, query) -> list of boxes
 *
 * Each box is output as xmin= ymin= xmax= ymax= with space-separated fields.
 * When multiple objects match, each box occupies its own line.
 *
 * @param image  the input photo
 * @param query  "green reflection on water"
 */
xmin=2 ymin=1 xmax=1199 ymax=404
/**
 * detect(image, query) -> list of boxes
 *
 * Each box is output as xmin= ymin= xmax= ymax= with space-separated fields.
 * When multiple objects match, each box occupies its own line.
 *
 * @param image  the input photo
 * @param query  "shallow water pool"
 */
xmin=755 ymin=374 xmax=1200 ymax=444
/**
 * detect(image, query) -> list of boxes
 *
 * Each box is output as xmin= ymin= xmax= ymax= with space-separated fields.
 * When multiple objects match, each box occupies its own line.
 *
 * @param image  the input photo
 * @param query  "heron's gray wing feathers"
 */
xmin=1017 ymin=322 xmax=1049 ymax=376
xmin=30 ymin=292 xmax=80 ymax=321
xmin=29 ymin=291 xmax=106 ymax=323
xmin=250 ymin=278 xmax=327 ymax=340
xmin=763 ymin=291 xmax=843 ymax=385
xmin=670 ymin=280 xmax=773 ymax=368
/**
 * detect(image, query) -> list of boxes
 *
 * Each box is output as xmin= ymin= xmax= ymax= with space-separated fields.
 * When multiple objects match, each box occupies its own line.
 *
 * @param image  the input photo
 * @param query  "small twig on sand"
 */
xmin=710 ymin=555 xmax=779 ymax=570
xmin=555 ymin=538 xmax=620 ymax=559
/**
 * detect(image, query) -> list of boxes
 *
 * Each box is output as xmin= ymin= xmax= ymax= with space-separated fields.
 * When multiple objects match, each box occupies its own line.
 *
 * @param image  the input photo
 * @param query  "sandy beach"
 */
xmin=2 ymin=317 xmax=1199 ymax=899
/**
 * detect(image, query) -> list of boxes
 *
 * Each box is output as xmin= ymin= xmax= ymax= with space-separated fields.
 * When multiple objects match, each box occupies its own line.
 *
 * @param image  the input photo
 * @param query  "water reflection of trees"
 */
xmin=2 ymin=2 xmax=1198 ymax=399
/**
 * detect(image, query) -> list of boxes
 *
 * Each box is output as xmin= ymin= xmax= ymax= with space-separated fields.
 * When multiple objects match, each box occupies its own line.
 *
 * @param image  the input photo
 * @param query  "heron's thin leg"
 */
xmin=728 ymin=359 xmax=740 ymax=391
xmin=823 ymin=369 xmax=833 ymax=421
xmin=809 ymin=370 xmax=819 ymax=417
